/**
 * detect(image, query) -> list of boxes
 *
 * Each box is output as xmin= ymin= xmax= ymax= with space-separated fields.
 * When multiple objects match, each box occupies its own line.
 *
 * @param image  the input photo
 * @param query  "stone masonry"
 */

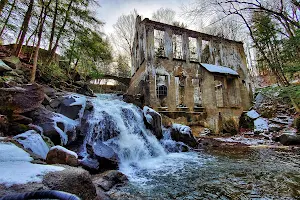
xmin=127 ymin=16 xmax=253 ymax=135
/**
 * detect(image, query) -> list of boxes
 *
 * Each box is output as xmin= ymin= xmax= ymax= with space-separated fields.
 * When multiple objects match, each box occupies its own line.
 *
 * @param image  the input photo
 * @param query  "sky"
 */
xmin=96 ymin=0 xmax=189 ymax=34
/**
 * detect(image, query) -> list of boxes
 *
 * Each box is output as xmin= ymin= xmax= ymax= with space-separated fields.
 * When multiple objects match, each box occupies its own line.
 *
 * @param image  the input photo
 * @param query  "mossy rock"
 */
xmin=7 ymin=123 xmax=30 ymax=136
xmin=223 ymin=118 xmax=238 ymax=135
xmin=260 ymin=109 xmax=276 ymax=118
xmin=239 ymin=113 xmax=254 ymax=130
xmin=2 ymin=56 xmax=22 ymax=69
xmin=294 ymin=116 xmax=300 ymax=132
xmin=42 ymin=135 xmax=55 ymax=148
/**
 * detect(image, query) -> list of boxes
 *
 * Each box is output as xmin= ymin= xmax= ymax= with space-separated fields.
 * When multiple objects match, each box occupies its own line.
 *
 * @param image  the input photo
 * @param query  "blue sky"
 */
xmin=96 ymin=0 xmax=187 ymax=34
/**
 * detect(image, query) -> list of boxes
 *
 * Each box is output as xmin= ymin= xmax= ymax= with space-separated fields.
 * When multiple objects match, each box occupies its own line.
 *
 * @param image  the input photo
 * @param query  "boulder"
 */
xmin=76 ymin=83 xmax=94 ymax=97
xmin=93 ymin=142 xmax=118 ymax=170
xmin=223 ymin=118 xmax=238 ymax=135
xmin=8 ymin=123 xmax=30 ymax=136
xmin=80 ymin=143 xmax=118 ymax=173
xmin=143 ymin=106 xmax=163 ymax=139
xmin=0 ymin=115 xmax=9 ymax=136
xmin=0 ymin=59 xmax=12 ymax=72
xmin=170 ymin=124 xmax=198 ymax=148
xmin=42 ymin=85 xmax=57 ymax=98
xmin=0 ymin=83 xmax=44 ymax=114
xmin=57 ymin=95 xmax=84 ymax=120
xmin=2 ymin=56 xmax=22 ymax=69
xmin=46 ymin=145 xmax=78 ymax=167
xmin=279 ymin=134 xmax=300 ymax=145
xmin=254 ymin=92 xmax=265 ymax=110
xmin=28 ymin=107 xmax=78 ymax=145
xmin=239 ymin=111 xmax=256 ymax=131
xmin=43 ymin=166 xmax=97 ymax=200
xmin=11 ymin=114 xmax=32 ymax=125
xmin=42 ymin=94 xmax=52 ymax=106
xmin=79 ymin=156 xmax=100 ymax=173
xmin=93 ymin=170 xmax=128 ymax=191
xmin=254 ymin=118 xmax=269 ymax=134
xmin=13 ymin=130 xmax=49 ymax=159
xmin=28 ymin=107 xmax=60 ymax=144
xmin=49 ymin=97 xmax=63 ymax=109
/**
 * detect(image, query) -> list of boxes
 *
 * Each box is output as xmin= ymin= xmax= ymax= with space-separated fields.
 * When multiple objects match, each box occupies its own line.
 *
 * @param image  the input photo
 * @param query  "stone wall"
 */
xmin=127 ymin=16 xmax=252 ymax=134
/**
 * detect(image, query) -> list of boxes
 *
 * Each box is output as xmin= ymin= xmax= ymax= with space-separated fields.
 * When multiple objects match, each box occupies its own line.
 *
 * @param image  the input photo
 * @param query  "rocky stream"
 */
xmin=0 ymin=81 xmax=299 ymax=199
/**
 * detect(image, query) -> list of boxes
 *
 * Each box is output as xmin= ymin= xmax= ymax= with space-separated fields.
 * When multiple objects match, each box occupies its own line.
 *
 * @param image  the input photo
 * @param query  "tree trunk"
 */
xmin=48 ymin=0 xmax=58 ymax=51
xmin=25 ymin=24 xmax=38 ymax=47
xmin=29 ymin=27 xmax=37 ymax=62
xmin=0 ymin=0 xmax=8 ymax=14
xmin=47 ymin=0 xmax=73 ymax=65
xmin=31 ymin=0 xmax=52 ymax=82
xmin=14 ymin=0 xmax=34 ymax=57
xmin=0 ymin=0 xmax=16 ymax=37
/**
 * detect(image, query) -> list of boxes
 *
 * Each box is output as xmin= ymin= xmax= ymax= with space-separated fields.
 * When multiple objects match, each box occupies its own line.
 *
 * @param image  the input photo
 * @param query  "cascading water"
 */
xmin=81 ymin=94 xmax=207 ymax=192
xmin=82 ymin=94 xmax=167 ymax=173
xmin=78 ymin=95 xmax=300 ymax=199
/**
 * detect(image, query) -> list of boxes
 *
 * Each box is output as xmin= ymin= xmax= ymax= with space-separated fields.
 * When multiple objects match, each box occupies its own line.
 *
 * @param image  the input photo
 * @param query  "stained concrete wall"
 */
xmin=127 ymin=17 xmax=252 ymax=134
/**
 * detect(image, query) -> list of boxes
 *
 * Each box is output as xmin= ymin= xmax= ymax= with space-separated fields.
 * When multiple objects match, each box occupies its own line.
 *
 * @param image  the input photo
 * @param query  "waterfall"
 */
xmin=82 ymin=94 xmax=166 ymax=169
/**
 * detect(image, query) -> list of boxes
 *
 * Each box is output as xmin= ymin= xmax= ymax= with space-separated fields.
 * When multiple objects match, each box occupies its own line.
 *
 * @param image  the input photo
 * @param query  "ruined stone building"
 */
xmin=127 ymin=16 xmax=253 ymax=134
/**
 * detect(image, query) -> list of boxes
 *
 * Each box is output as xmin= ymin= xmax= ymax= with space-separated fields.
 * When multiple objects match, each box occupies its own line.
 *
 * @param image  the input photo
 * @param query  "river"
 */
xmin=109 ymin=148 xmax=300 ymax=199
xmin=87 ymin=94 xmax=300 ymax=200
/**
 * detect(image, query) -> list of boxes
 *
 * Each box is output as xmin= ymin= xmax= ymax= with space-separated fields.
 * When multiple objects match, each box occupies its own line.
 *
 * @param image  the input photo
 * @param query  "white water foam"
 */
xmin=84 ymin=94 xmax=166 ymax=168
xmin=85 ymin=94 xmax=210 ymax=185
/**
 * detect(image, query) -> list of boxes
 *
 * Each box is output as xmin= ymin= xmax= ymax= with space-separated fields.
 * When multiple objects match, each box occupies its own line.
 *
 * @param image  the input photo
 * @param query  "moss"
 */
xmin=257 ymin=85 xmax=300 ymax=110
xmin=260 ymin=109 xmax=276 ymax=118
xmin=9 ymin=123 xmax=30 ymax=135
xmin=223 ymin=118 xmax=238 ymax=135
xmin=294 ymin=116 xmax=300 ymax=131
xmin=42 ymin=135 xmax=55 ymax=148
xmin=279 ymin=85 xmax=300 ymax=110
xmin=239 ymin=113 xmax=254 ymax=130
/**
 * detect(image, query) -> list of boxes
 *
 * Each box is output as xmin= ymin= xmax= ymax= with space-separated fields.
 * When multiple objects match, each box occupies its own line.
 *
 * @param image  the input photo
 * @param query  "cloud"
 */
xmin=96 ymin=0 xmax=184 ymax=34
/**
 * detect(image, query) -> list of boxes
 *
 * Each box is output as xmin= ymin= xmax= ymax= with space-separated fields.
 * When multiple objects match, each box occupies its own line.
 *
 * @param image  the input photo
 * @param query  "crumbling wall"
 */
xmin=128 ymin=17 xmax=252 ymax=134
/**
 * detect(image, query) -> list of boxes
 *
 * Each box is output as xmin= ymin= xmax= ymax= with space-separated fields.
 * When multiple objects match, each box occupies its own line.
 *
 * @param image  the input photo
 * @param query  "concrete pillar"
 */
xmin=164 ymin=28 xmax=173 ymax=60
xmin=196 ymin=37 xmax=202 ymax=62
xmin=219 ymin=43 xmax=224 ymax=66
xmin=209 ymin=40 xmax=214 ymax=64
xmin=142 ymin=24 xmax=147 ymax=61
xmin=146 ymin=26 xmax=154 ymax=64
xmin=182 ymin=33 xmax=189 ymax=61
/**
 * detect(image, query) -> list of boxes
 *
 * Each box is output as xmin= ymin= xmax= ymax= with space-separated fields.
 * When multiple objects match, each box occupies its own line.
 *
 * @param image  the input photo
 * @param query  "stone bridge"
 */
xmin=92 ymin=75 xmax=131 ymax=86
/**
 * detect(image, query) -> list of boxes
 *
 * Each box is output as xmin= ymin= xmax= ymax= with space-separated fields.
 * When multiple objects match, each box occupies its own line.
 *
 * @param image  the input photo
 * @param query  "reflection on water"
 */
xmin=109 ymin=148 xmax=300 ymax=200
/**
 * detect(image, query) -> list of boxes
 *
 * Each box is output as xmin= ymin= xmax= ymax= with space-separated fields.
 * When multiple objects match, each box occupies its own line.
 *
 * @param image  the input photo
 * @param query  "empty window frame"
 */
xmin=214 ymin=76 xmax=225 ymax=107
xmin=227 ymin=77 xmax=239 ymax=106
xmin=189 ymin=37 xmax=198 ymax=61
xmin=192 ymin=78 xmax=202 ymax=107
xmin=154 ymin=29 xmax=165 ymax=57
xmin=157 ymin=85 xmax=168 ymax=98
xmin=201 ymin=40 xmax=210 ymax=63
xmin=172 ymin=34 xmax=183 ymax=59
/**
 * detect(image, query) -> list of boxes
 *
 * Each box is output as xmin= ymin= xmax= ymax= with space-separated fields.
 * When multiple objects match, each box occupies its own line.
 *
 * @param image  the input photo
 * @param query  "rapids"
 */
xmin=82 ymin=94 xmax=166 ymax=170
xmin=83 ymin=95 xmax=300 ymax=199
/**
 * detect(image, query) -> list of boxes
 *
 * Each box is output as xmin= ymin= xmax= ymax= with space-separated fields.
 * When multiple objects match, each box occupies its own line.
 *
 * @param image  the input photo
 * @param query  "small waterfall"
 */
xmin=83 ymin=94 xmax=166 ymax=169
xmin=160 ymin=128 xmax=189 ymax=153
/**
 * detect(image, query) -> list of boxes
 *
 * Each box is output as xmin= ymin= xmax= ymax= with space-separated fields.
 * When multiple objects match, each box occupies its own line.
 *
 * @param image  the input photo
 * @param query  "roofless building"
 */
xmin=127 ymin=16 xmax=253 ymax=134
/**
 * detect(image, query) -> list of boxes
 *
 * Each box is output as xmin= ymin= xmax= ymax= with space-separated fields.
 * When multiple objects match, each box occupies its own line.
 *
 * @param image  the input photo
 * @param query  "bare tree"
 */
xmin=0 ymin=0 xmax=8 ymax=14
xmin=14 ymin=0 xmax=34 ymax=57
xmin=152 ymin=7 xmax=176 ymax=24
xmin=183 ymin=0 xmax=292 ymax=85
xmin=0 ymin=0 xmax=17 ymax=37
xmin=111 ymin=9 xmax=138 ymax=59
xmin=31 ymin=0 xmax=52 ymax=82
xmin=48 ymin=0 xmax=58 ymax=51
xmin=46 ymin=0 xmax=74 ymax=65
